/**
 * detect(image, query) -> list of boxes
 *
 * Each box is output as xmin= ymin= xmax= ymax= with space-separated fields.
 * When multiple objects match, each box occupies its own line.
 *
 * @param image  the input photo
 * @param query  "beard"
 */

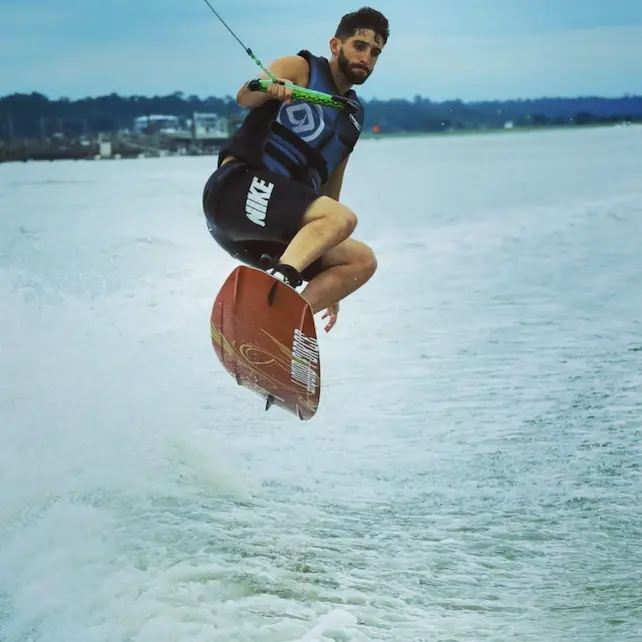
xmin=337 ymin=48 xmax=371 ymax=85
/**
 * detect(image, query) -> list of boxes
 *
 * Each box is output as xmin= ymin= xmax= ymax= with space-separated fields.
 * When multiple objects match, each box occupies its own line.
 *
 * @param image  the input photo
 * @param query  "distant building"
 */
xmin=132 ymin=115 xmax=180 ymax=134
xmin=187 ymin=112 xmax=229 ymax=139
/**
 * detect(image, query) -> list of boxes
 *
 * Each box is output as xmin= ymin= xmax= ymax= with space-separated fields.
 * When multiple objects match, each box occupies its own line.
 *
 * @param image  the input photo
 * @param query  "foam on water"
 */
xmin=2 ymin=127 xmax=642 ymax=641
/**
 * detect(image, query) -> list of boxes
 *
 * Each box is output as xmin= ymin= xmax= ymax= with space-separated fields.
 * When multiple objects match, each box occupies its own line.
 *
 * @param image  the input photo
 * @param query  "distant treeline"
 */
xmin=1 ymin=91 xmax=641 ymax=139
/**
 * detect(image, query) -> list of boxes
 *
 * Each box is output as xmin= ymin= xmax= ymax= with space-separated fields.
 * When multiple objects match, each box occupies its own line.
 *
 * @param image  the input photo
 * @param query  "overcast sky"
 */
xmin=2 ymin=0 xmax=641 ymax=102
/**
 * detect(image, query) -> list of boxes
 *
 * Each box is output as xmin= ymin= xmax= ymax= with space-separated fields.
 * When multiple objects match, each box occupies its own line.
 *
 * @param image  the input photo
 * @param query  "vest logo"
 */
xmin=349 ymin=113 xmax=361 ymax=131
xmin=245 ymin=176 xmax=274 ymax=227
xmin=277 ymin=102 xmax=325 ymax=143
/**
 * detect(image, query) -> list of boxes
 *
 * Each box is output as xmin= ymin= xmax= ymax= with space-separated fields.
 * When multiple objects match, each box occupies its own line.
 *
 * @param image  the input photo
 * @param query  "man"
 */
xmin=202 ymin=7 xmax=389 ymax=332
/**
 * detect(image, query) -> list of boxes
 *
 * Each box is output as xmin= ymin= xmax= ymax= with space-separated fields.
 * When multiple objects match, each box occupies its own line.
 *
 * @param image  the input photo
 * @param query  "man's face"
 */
xmin=335 ymin=29 xmax=384 ymax=85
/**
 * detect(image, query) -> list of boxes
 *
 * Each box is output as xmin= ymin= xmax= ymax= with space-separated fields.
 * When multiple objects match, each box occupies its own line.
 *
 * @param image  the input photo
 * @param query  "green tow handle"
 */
xmin=247 ymin=79 xmax=359 ymax=113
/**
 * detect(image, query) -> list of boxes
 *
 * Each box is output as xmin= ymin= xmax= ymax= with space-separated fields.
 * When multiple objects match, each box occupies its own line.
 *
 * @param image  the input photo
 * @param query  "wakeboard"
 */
xmin=210 ymin=265 xmax=321 ymax=421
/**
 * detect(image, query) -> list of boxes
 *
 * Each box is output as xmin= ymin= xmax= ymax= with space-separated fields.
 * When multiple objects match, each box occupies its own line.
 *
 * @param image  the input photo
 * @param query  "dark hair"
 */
xmin=335 ymin=7 xmax=389 ymax=45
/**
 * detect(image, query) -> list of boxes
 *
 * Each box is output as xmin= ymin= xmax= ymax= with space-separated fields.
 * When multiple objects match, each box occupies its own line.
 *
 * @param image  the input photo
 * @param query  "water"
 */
xmin=1 ymin=125 xmax=642 ymax=641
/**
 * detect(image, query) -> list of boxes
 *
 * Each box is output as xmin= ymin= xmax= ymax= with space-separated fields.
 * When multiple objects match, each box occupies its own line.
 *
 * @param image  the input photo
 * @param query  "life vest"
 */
xmin=219 ymin=50 xmax=364 ymax=191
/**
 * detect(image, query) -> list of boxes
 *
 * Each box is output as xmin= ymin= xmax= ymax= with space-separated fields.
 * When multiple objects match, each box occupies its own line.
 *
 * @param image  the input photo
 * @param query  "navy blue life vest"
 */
xmin=219 ymin=50 xmax=364 ymax=192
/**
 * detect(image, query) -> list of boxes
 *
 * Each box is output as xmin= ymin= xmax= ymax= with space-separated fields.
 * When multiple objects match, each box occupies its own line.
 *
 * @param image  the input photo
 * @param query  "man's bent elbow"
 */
xmin=235 ymin=80 xmax=272 ymax=108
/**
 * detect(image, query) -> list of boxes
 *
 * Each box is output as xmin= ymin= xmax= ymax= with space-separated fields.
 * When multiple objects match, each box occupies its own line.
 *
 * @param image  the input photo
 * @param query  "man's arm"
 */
xmin=236 ymin=55 xmax=309 ymax=109
xmin=320 ymin=156 xmax=350 ymax=202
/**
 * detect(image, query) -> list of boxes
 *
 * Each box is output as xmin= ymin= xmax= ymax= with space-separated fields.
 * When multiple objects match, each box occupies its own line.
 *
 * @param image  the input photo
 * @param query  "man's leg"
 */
xmin=203 ymin=161 xmax=369 ymax=300
xmin=298 ymin=238 xmax=377 ymax=314
xmin=277 ymin=196 xmax=358 ymax=276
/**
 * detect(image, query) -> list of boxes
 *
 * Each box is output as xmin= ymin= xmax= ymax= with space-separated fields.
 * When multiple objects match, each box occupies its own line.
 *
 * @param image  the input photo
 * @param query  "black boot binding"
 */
xmin=273 ymin=263 xmax=303 ymax=288
xmin=259 ymin=254 xmax=303 ymax=288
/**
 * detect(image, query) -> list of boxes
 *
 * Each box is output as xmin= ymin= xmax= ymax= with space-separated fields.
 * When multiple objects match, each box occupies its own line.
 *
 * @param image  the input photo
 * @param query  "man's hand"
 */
xmin=264 ymin=78 xmax=295 ymax=104
xmin=236 ymin=55 xmax=308 ymax=108
xmin=321 ymin=303 xmax=339 ymax=333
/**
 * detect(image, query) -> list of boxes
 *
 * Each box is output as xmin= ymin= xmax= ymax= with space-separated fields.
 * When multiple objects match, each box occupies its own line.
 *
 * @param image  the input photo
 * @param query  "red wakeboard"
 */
xmin=210 ymin=265 xmax=321 ymax=421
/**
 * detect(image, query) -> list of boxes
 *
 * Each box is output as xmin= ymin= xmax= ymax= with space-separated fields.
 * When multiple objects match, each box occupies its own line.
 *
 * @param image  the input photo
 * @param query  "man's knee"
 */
xmin=320 ymin=238 xmax=378 ymax=281
xmin=302 ymin=196 xmax=358 ymax=238
xmin=335 ymin=204 xmax=358 ymax=238
xmin=353 ymin=240 xmax=378 ymax=281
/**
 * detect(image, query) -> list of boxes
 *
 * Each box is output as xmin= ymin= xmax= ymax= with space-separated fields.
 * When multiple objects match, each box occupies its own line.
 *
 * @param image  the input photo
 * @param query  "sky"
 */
xmin=1 ymin=0 xmax=642 ymax=102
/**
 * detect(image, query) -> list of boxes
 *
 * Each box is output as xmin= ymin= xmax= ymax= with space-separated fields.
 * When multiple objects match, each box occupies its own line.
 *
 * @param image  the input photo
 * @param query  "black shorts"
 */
xmin=202 ymin=159 xmax=323 ymax=281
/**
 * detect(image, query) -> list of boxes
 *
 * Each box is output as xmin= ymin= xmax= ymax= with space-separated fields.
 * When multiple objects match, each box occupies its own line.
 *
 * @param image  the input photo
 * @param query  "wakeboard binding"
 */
xmin=259 ymin=253 xmax=303 ymax=289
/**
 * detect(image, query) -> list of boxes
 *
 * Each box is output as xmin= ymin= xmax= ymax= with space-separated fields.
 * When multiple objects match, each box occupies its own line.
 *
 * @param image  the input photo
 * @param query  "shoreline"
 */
xmin=0 ymin=122 xmax=636 ymax=165
xmin=360 ymin=121 xmax=634 ymax=140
